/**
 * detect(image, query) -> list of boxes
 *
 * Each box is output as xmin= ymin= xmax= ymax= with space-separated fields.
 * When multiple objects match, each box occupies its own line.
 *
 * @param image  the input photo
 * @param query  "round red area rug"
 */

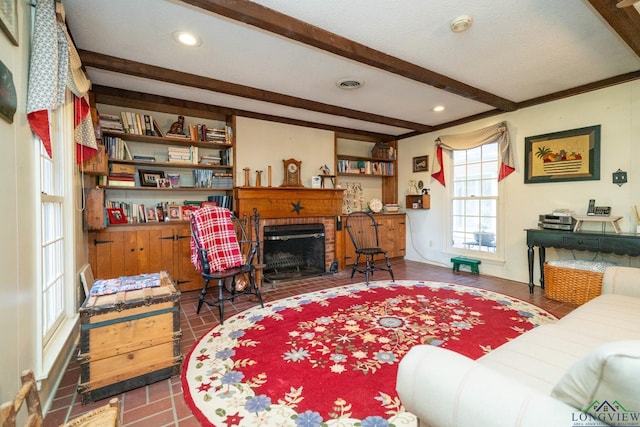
xmin=182 ymin=280 xmax=557 ymax=426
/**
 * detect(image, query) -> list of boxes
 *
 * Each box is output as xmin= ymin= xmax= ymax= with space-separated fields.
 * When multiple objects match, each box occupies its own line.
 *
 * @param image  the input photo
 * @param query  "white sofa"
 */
xmin=396 ymin=266 xmax=640 ymax=427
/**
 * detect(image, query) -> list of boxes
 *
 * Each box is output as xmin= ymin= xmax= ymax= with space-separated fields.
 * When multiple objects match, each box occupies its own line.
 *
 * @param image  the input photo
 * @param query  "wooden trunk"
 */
xmin=77 ymin=271 xmax=182 ymax=404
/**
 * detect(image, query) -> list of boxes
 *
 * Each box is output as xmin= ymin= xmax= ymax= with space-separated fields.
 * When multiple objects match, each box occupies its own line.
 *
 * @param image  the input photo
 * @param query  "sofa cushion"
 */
xmin=550 ymin=340 xmax=640 ymax=412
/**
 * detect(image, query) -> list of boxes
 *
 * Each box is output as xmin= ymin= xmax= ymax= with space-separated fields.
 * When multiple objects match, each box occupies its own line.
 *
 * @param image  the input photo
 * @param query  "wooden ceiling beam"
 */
xmin=587 ymin=0 xmax=640 ymax=58
xmin=179 ymin=0 xmax=518 ymax=112
xmin=80 ymin=50 xmax=429 ymax=133
xmin=91 ymin=85 xmax=397 ymax=141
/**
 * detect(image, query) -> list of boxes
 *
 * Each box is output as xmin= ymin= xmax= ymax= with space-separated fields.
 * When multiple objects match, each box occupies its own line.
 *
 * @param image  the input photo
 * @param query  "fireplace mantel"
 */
xmin=234 ymin=187 xmax=344 ymax=218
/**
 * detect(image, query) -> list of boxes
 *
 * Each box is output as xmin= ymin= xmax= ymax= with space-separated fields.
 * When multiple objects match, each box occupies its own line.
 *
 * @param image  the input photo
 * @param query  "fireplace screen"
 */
xmin=263 ymin=223 xmax=325 ymax=283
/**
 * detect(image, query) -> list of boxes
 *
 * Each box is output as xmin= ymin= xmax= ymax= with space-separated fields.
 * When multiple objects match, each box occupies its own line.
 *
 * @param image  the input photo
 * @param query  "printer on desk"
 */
xmin=538 ymin=213 xmax=576 ymax=230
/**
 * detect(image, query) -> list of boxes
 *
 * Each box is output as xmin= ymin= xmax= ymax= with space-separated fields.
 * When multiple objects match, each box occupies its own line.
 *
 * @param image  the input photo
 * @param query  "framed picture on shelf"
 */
xmin=168 ymin=204 xmax=182 ymax=221
xmin=181 ymin=205 xmax=198 ymax=221
xmin=146 ymin=207 xmax=159 ymax=222
xmin=106 ymin=208 xmax=128 ymax=224
xmin=139 ymin=169 xmax=165 ymax=187
xmin=412 ymin=155 xmax=429 ymax=172
xmin=156 ymin=177 xmax=172 ymax=188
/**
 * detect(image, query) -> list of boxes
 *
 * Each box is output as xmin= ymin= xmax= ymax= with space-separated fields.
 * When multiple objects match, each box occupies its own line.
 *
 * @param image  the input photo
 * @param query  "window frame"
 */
xmin=36 ymin=94 xmax=79 ymax=378
xmin=445 ymin=142 xmax=505 ymax=261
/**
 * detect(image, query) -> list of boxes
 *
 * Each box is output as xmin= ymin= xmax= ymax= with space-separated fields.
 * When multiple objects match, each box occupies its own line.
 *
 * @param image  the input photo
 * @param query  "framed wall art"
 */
xmin=524 ymin=125 xmax=600 ymax=184
xmin=412 ymin=155 xmax=429 ymax=172
xmin=0 ymin=60 xmax=16 ymax=123
xmin=0 ymin=0 xmax=18 ymax=46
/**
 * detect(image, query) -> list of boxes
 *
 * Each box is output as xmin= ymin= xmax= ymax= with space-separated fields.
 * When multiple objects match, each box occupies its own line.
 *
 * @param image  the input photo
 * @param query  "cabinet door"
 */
xmin=376 ymin=215 xmax=406 ymax=259
xmin=135 ymin=228 xmax=176 ymax=275
xmin=173 ymin=224 xmax=202 ymax=291
xmin=88 ymin=230 xmax=127 ymax=279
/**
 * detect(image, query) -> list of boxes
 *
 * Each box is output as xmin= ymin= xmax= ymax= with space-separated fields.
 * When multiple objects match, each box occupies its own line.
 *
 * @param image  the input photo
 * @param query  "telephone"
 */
xmin=587 ymin=199 xmax=611 ymax=216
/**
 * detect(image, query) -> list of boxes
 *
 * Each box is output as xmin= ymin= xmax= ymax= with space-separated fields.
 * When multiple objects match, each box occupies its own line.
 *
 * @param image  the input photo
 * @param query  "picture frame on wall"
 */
xmin=0 ymin=0 xmax=18 ymax=46
xmin=412 ymin=155 xmax=429 ymax=173
xmin=524 ymin=125 xmax=601 ymax=184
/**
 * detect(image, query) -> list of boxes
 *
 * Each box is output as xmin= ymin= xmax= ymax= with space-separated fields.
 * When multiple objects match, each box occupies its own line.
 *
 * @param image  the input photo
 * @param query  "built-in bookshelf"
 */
xmin=334 ymin=137 xmax=398 ymax=205
xmin=89 ymin=104 xmax=236 ymax=227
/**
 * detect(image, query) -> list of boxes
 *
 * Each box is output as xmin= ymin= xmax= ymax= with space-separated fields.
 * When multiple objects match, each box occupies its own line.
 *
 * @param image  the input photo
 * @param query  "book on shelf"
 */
xmin=99 ymin=114 xmax=124 ymax=132
xmin=133 ymin=155 xmax=156 ymax=162
xmin=152 ymin=118 xmax=165 ymax=137
xmin=166 ymin=132 xmax=188 ymax=139
xmin=143 ymin=115 xmax=154 ymax=136
xmin=104 ymin=135 xmax=132 ymax=160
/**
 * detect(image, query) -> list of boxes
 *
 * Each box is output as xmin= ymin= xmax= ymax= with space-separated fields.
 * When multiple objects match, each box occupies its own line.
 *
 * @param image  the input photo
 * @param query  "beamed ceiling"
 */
xmin=63 ymin=0 xmax=640 ymax=141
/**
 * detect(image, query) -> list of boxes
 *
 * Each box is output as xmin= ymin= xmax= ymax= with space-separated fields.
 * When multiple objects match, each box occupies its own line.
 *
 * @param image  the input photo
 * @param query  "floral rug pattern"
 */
xmin=182 ymin=280 xmax=557 ymax=426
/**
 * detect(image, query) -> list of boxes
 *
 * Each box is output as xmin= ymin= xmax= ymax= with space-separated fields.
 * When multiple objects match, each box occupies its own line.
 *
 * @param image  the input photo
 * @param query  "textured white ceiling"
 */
xmin=63 ymin=0 xmax=640 ymax=137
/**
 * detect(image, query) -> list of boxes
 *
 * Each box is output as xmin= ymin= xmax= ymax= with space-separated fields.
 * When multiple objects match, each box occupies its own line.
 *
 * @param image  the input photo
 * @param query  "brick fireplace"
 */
xmin=234 ymin=187 xmax=344 ymax=281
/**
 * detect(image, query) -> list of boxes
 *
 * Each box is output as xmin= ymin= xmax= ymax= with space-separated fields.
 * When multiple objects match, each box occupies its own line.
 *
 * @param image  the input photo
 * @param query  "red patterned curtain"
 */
xmin=431 ymin=121 xmax=514 ymax=186
xmin=26 ymin=0 xmax=97 ymax=162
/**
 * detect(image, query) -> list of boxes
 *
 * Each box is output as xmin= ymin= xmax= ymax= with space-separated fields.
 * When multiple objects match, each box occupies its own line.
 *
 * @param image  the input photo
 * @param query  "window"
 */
xmin=451 ymin=142 xmax=498 ymax=253
xmin=37 ymin=98 xmax=77 ymax=376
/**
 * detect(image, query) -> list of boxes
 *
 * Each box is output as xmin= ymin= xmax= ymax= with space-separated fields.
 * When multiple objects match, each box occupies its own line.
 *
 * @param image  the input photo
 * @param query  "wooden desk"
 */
xmin=525 ymin=228 xmax=640 ymax=293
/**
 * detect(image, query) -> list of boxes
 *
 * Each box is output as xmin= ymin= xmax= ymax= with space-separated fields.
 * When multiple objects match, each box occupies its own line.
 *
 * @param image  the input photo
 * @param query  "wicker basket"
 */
xmin=543 ymin=261 xmax=613 ymax=305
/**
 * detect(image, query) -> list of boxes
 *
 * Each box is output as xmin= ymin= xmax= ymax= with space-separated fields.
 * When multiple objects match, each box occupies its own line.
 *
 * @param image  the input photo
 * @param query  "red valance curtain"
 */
xmin=431 ymin=121 xmax=515 ymax=186
xmin=26 ymin=0 xmax=97 ymax=162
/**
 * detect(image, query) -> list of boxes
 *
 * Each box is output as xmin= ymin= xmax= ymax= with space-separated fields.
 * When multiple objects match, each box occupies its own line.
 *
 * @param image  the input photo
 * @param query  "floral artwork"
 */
xmin=341 ymin=182 xmax=365 ymax=213
xmin=182 ymin=280 xmax=557 ymax=426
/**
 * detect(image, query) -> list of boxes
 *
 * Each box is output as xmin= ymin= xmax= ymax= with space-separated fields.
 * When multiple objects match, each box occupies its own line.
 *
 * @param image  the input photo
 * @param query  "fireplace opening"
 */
xmin=263 ymin=223 xmax=325 ymax=283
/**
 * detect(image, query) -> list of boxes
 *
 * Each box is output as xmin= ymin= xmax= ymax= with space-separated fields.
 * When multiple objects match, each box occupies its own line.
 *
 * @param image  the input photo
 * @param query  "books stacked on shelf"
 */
xmin=99 ymin=114 xmax=124 ymax=132
xmin=168 ymin=146 xmax=198 ymax=164
xmin=199 ymin=154 xmax=221 ymax=165
xmin=119 ymin=111 xmax=157 ymax=136
xmin=337 ymin=159 xmax=394 ymax=175
xmin=188 ymin=124 xmax=233 ymax=144
xmin=107 ymin=163 xmax=136 ymax=187
xmin=104 ymin=135 xmax=132 ymax=160
xmin=207 ymin=195 xmax=232 ymax=210
xmin=165 ymin=132 xmax=188 ymax=139
xmin=193 ymin=170 xmax=233 ymax=188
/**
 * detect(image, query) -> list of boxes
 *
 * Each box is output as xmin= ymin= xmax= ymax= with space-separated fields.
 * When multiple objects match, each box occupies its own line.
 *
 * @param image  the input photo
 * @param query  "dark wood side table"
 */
xmin=525 ymin=228 xmax=640 ymax=293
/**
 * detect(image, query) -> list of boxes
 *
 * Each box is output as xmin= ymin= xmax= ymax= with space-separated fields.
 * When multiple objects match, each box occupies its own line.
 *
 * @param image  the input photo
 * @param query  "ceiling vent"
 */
xmin=450 ymin=15 xmax=473 ymax=33
xmin=336 ymin=78 xmax=364 ymax=90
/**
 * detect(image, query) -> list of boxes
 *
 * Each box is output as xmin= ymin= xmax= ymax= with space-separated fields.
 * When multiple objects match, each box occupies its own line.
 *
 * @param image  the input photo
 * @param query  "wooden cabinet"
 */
xmin=341 ymin=213 xmax=406 ymax=267
xmin=88 ymin=224 xmax=201 ymax=291
xmin=377 ymin=214 xmax=406 ymax=258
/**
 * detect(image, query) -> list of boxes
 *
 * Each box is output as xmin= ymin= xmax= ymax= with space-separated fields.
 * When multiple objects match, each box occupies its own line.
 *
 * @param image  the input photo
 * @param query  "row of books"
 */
xmin=188 ymin=124 xmax=233 ymax=144
xmin=337 ymin=159 xmax=394 ymax=175
xmin=100 ymin=112 xmax=164 ymax=137
xmin=104 ymin=135 xmax=132 ymax=160
xmin=193 ymin=170 xmax=233 ymax=188
xmin=107 ymin=163 xmax=136 ymax=187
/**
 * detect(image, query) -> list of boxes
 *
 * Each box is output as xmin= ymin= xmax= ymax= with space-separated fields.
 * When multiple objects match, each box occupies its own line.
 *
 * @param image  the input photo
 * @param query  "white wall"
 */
xmin=0 ymin=0 xmax=39 ymax=408
xmin=400 ymin=81 xmax=640 ymax=284
xmin=235 ymin=116 xmax=335 ymax=188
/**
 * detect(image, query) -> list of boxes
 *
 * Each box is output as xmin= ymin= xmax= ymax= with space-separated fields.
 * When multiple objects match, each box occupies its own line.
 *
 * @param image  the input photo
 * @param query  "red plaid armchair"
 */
xmin=190 ymin=206 xmax=263 ymax=323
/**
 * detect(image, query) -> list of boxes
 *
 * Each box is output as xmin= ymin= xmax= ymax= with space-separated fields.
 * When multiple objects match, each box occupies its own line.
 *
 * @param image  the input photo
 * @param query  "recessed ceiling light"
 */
xmin=172 ymin=31 xmax=202 ymax=47
xmin=336 ymin=78 xmax=364 ymax=90
xmin=450 ymin=15 xmax=473 ymax=33
xmin=433 ymin=105 xmax=445 ymax=112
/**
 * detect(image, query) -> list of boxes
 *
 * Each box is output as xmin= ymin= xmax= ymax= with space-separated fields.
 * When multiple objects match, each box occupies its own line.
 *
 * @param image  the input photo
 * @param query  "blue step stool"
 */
xmin=451 ymin=257 xmax=481 ymax=275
